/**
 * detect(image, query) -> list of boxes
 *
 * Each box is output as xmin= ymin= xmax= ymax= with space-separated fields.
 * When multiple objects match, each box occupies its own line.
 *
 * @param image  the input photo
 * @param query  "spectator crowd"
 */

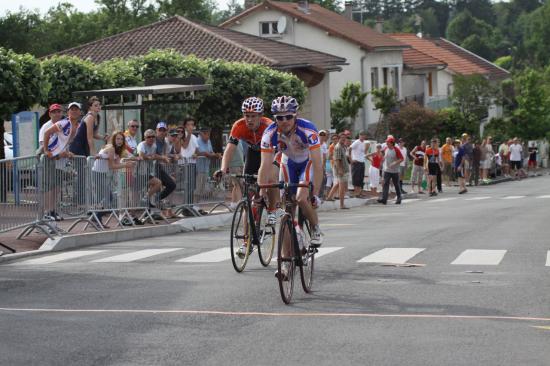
xmin=33 ymin=96 xmax=548 ymax=228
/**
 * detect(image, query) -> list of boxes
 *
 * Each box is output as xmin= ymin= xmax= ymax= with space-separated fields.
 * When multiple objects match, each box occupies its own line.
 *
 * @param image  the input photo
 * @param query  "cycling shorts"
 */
xmin=280 ymin=158 xmax=313 ymax=194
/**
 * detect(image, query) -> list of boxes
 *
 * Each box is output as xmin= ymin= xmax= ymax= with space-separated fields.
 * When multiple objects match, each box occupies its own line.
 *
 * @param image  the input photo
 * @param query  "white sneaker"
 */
xmin=229 ymin=202 xmax=238 ymax=210
xmin=310 ymin=225 xmax=323 ymax=247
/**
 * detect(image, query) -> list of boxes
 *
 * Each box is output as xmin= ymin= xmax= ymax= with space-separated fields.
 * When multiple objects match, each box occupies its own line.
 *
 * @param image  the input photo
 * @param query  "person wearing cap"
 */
xmin=70 ymin=96 xmax=108 ymax=157
xmin=151 ymin=121 xmax=176 ymax=217
xmin=378 ymin=135 xmax=404 ymax=204
xmin=42 ymin=103 xmax=81 ymax=221
xmin=348 ymin=130 xmax=369 ymax=198
xmin=136 ymin=129 xmax=164 ymax=208
xmin=38 ymin=104 xmax=65 ymax=150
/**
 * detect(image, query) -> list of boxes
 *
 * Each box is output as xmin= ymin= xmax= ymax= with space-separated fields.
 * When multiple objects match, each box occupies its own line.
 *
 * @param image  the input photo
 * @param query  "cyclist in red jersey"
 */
xmin=215 ymin=97 xmax=281 ymax=226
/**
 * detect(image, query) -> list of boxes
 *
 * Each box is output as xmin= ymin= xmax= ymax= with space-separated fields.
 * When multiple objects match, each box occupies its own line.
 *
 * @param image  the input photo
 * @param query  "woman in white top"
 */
xmin=92 ymin=131 xmax=136 ymax=226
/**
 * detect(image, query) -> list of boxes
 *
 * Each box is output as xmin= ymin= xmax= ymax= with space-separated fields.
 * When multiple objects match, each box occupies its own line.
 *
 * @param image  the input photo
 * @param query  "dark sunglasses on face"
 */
xmin=129 ymin=125 xmax=139 ymax=128
xmin=275 ymin=114 xmax=295 ymax=121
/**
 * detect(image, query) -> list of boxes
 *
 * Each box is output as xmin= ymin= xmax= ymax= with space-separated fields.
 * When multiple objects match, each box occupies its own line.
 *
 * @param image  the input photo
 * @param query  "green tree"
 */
xmin=511 ymin=68 xmax=550 ymax=139
xmin=461 ymin=34 xmax=494 ymax=61
xmin=158 ymin=0 xmax=217 ymax=22
xmin=41 ymin=55 xmax=104 ymax=105
xmin=446 ymin=10 xmax=493 ymax=45
xmin=520 ymin=0 xmax=550 ymax=67
xmin=451 ymin=74 xmax=496 ymax=120
xmin=330 ymin=82 xmax=368 ymax=132
xmin=454 ymin=0 xmax=495 ymax=25
xmin=371 ymin=86 xmax=398 ymax=137
xmin=386 ymin=102 xmax=441 ymax=146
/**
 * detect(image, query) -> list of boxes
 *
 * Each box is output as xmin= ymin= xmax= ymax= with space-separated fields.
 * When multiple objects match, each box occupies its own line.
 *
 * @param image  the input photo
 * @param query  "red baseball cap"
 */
xmin=386 ymin=135 xmax=395 ymax=143
xmin=49 ymin=104 xmax=63 ymax=112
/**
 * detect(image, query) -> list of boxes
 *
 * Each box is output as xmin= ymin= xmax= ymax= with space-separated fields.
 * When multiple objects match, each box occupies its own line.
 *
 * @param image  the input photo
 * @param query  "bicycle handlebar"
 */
xmin=229 ymin=173 xmax=258 ymax=179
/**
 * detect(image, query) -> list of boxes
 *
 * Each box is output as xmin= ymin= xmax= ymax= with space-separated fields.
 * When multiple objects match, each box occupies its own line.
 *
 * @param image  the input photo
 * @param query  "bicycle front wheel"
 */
xmin=230 ymin=200 xmax=251 ymax=273
xmin=277 ymin=215 xmax=295 ymax=304
xmin=299 ymin=215 xmax=315 ymax=293
xmin=256 ymin=204 xmax=275 ymax=266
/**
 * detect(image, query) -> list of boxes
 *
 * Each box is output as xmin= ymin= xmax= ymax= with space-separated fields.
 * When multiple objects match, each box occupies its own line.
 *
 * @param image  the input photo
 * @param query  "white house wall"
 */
xmin=229 ymin=10 xmax=404 ymax=131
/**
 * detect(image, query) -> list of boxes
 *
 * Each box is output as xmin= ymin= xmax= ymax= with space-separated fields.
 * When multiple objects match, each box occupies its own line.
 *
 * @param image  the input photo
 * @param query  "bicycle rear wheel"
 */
xmin=256 ymin=204 xmax=275 ymax=266
xmin=230 ymin=200 xmax=251 ymax=273
xmin=277 ymin=215 xmax=295 ymax=304
xmin=299 ymin=214 xmax=315 ymax=293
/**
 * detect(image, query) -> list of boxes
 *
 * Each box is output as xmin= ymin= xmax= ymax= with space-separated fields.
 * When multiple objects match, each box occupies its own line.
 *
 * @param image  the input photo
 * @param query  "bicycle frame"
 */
xmin=235 ymin=174 xmax=264 ymax=246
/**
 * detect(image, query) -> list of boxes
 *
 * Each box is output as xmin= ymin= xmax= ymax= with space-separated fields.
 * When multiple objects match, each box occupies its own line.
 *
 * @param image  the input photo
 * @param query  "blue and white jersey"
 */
xmin=260 ymin=118 xmax=321 ymax=164
xmin=47 ymin=118 xmax=73 ymax=157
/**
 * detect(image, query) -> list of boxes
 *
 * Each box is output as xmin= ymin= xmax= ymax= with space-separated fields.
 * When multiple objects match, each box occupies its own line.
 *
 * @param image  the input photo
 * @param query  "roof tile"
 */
xmin=51 ymin=16 xmax=345 ymax=70
xmin=221 ymin=0 xmax=407 ymax=51
xmin=389 ymin=33 xmax=509 ymax=79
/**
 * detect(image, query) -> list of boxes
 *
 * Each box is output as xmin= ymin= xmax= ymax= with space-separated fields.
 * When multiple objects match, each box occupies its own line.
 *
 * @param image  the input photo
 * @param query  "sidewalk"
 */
xmin=1 ymin=170 xmax=547 ymax=262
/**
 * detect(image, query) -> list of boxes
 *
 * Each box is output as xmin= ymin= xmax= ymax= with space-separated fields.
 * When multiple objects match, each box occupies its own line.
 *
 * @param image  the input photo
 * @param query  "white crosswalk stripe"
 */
xmin=428 ymin=198 xmax=457 ymax=203
xmin=546 ymin=251 xmax=550 ymax=267
xmin=451 ymin=249 xmax=507 ymax=265
xmin=272 ymin=247 xmax=344 ymax=261
xmin=402 ymin=199 xmax=421 ymax=204
xmin=465 ymin=196 xmax=492 ymax=201
xmin=537 ymin=195 xmax=550 ymax=199
xmin=92 ymin=249 xmax=182 ymax=263
xmin=501 ymin=196 xmax=526 ymax=200
xmin=358 ymin=248 xmax=425 ymax=264
xmin=176 ymin=248 xmax=229 ymax=263
xmin=16 ymin=250 xmax=106 ymax=265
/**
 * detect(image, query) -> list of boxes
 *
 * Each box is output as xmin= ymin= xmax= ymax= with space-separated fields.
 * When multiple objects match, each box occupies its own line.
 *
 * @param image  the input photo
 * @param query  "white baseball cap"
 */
xmin=67 ymin=102 xmax=82 ymax=109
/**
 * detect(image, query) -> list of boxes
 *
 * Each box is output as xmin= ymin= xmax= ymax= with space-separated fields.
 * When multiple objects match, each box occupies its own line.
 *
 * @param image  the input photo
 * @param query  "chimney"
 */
xmin=244 ymin=0 xmax=257 ymax=9
xmin=344 ymin=1 xmax=353 ymax=20
xmin=375 ymin=16 xmax=384 ymax=33
xmin=297 ymin=0 xmax=310 ymax=14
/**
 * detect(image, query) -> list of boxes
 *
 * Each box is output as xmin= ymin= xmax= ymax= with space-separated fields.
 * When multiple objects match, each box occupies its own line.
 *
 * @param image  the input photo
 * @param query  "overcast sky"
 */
xmin=1 ymin=0 xmax=233 ymax=15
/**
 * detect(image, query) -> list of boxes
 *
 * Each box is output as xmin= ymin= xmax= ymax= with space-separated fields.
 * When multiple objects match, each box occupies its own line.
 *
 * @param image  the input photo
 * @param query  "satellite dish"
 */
xmin=277 ymin=16 xmax=287 ymax=34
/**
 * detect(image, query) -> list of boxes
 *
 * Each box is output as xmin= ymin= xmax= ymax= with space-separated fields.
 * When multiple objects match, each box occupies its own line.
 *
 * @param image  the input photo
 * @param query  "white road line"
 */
xmin=428 ymin=198 xmax=458 ymax=203
xmin=16 ymin=250 xmax=106 ymax=265
xmin=546 ymin=251 xmax=550 ymax=267
xmin=315 ymin=247 xmax=344 ymax=258
xmin=273 ymin=247 xmax=344 ymax=261
xmin=402 ymin=199 xmax=421 ymax=204
xmin=537 ymin=195 xmax=550 ymax=199
xmin=176 ymin=248 xmax=229 ymax=263
xmin=358 ymin=248 xmax=425 ymax=264
xmin=451 ymin=249 xmax=507 ymax=265
xmin=92 ymin=249 xmax=181 ymax=263
xmin=501 ymin=196 xmax=526 ymax=200
xmin=465 ymin=196 xmax=492 ymax=201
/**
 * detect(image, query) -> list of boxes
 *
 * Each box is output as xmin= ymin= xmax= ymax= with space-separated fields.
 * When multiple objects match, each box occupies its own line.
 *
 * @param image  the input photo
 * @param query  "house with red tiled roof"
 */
xmin=221 ymin=0 xmax=409 ymax=131
xmin=389 ymin=33 xmax=510 ymax=115
xmin=51 ymin=15 xmax=347 ymax=129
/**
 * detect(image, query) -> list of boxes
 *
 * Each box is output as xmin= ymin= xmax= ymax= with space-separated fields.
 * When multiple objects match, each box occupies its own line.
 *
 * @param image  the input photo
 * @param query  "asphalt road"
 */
xmin=1 ymin=176 xmax=549 ymax=366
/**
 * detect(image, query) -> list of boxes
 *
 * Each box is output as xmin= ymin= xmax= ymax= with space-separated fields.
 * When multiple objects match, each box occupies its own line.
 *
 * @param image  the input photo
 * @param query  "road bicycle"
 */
xmin=229 ymin=174 xmax=276 ymax=272
xmin=258 ymin=181 xmax=316 ymax=304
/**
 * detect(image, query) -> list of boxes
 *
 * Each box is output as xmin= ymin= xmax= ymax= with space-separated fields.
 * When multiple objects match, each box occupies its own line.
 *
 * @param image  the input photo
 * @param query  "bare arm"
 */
xmin=258 ymin=151 xmax=274 ymax=186
xmin=84 ymin=116 xmax=96 ymax=156
xmin=220 ymin=143 xmax=237 ymax=173
xmin=42 ymin=125 xmax=59 ymax=157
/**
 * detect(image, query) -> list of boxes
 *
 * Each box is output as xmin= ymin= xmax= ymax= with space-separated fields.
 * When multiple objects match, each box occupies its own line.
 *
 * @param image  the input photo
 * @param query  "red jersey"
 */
xmin=371 ymin=154 xmax=382 ymax=169
xmin=228 ymin=117 xmax=272 ymax=151
xmin=425 ymin=146 xmax=440 ymax=163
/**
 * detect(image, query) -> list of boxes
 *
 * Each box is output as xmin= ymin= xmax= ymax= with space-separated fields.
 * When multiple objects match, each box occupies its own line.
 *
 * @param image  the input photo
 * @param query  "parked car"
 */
xmin=3 ymin=132 xmax=13 ymax=159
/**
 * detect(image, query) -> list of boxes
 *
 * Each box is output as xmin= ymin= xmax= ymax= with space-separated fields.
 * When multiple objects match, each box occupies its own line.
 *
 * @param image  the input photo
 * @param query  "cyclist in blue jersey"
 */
xmin=258 ymin=96 xmax=323 ymax=251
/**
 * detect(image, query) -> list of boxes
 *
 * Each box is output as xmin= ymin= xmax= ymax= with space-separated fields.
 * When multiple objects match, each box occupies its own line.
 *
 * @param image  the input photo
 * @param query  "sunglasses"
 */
xmin=146 ymin=136 xmax=155 ymax=139
xmin=275 ymin=114 xmax=295 ymax=121
xmin=129 ymin=125 xmax=139 ymax=128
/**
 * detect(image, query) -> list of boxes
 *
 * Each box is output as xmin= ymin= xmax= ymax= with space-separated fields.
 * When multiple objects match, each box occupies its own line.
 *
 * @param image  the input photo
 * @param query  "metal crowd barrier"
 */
xmin=159 ymin=156 xmax=229 ymax=217
xmin=68 ymin=157 xmax=158 ymax=232
xmin=0 ymin=156 xmax=46 ymax=243
xmin=1 ymin=153 xmax=233 ymax=244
